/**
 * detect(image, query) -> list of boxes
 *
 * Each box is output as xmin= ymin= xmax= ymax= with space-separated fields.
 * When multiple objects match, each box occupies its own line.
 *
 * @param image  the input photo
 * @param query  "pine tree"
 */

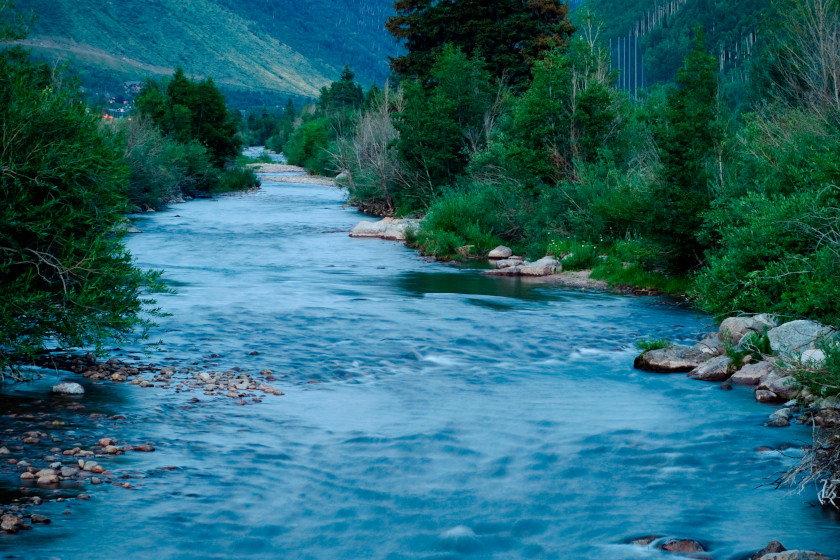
xmin=651 ymin=26 xmax=720 ymax=267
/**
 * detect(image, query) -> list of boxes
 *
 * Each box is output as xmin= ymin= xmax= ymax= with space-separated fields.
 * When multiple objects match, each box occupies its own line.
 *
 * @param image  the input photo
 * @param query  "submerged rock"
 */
xmin=634 ymin=345 xmax=710 ymax=373
xmin=752 ymin=541 xmax=786 ymax=560
xmin=658 ymin=538 xmax=705 ymax=554
xmin=52 ymin=382 xmax=84 ymax=395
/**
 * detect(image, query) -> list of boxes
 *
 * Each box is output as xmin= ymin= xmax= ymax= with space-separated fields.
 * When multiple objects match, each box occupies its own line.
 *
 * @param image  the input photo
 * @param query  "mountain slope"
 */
xmin=14 ymin=0 xmax=399 ymax=103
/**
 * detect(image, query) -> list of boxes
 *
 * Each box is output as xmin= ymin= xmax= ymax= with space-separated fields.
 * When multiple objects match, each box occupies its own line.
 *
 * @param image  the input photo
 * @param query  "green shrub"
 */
xmin=0 ymin=43 xmax=163 ymax=375
xmin=217 ymin=167 xmax=260 ymax=193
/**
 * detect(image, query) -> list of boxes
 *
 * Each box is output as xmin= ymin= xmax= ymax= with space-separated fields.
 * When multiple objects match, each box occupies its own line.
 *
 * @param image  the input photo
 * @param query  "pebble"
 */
xmin=30 ymin=514 xmax=50 ymax=524
xmin=133 ymin=444 xmax=155 ymax=453
xmin=91 ymin=477 xmax=102 ymax=485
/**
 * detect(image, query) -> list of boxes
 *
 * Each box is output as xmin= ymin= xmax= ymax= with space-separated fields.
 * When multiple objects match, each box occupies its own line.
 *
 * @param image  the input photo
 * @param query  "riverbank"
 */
xmin=246 ymin=163 xmax=337 ymax=186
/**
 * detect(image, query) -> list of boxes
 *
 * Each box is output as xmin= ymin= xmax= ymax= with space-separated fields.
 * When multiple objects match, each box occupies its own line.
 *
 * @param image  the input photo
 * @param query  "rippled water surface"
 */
xmin=4 ymin=181 xmax=839 ymax=559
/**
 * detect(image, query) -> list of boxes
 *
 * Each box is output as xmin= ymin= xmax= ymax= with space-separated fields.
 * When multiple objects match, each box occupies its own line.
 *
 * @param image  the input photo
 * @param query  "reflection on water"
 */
xmin=4 ymin=181 xmax=839 ymax=560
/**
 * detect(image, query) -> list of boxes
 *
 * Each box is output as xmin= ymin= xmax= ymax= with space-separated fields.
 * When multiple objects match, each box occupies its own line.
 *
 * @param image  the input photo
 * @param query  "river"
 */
xmin=3 ymin=177 xmax=839 ymax=559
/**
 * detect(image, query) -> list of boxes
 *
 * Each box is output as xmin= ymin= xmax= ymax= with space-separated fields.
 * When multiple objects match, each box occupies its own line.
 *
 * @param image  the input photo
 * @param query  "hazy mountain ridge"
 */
xmin=14 ymin=0 xmax=399 ymax=104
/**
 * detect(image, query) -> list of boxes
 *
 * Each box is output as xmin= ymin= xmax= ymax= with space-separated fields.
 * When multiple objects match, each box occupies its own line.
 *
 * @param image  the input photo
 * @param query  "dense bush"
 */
xmin=0 ymin=39 xmax=161 ymax=375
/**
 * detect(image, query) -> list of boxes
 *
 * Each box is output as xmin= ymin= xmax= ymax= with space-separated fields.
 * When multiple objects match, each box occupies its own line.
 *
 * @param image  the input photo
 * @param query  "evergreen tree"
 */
xmin=650 ymin=27 xmax=720 ymax=267
xmin=387 ymin=0 xmax=575 ymax=90
xmin=136 ymin=68 xmax=241 ymax=165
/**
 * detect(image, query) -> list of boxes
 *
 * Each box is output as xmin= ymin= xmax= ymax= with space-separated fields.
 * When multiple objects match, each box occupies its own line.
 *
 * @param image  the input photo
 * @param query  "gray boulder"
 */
xmin=719 ymin=314 xmax=778 ymax=345
xmin=519 ymin=257 xmax=561 ymax=276
xmin=688 ymin=355 xmax=734 ymax=381
xmin=731 ymin=361 xmax=777 ymax=386
xmin=635 ymin=345 xmax=710 ymax=373
xmin=349 ymin=218 xmax=421 ymax=242
xmin=495 ymin=258 xmax=525 ymax=269
xmin=758 ymin=373 xmax=800 ymax=400
xmin=487 ymin=245 xmax=513 ymax=259
xmin=693 ymin=332 xmax=724 ymax=357
xmin=768 ymin=320 xmax=834 ymax=356
xmin=52 ymin=382 xmax=84 ymax=395
xmin=758 ymin=552 xmax=832 ymax=560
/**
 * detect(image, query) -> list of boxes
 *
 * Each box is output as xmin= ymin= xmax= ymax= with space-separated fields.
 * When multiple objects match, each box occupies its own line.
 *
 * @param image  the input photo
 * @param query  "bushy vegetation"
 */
xmin=131 ymin=68 xmax=259 ymax=208
xmin=0 ymin=9 xmax=163 ymax=376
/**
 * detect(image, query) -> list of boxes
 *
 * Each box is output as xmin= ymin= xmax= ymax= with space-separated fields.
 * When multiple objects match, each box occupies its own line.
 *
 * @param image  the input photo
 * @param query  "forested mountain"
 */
xmin=15 ymin=0 xmax=398 ymax=106
xmin=580 ymin=0 xmax=769 ymax=85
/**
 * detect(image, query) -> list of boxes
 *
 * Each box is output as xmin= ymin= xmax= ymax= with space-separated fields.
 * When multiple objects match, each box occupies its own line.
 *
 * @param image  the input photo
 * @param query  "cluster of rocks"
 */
xmin=349 ymin=217 xmax=422 ymax=242
xmin=177 ymin=369 xmax=284 ymax=403
xmin=43 ymin=353 xmax=285 ymax=404
xmin=0 ymin=422 xmax=158 ymax=534
xmin=635 ymin=315 xmax=839 ymax=429
xmin=630 ymin=537 xmax=833 ymax=559
xmin=483 ymin=245 xmax=562 ymax=278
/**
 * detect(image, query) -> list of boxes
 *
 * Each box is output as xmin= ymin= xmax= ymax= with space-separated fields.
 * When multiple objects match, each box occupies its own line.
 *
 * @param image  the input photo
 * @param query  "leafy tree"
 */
xmin=0 ymin=8 xmax=161 ymax=376
xmin=319 ymin=65 xmax=364 ymax=115
xmin=387 ymin=0 xmax=575 ymax=90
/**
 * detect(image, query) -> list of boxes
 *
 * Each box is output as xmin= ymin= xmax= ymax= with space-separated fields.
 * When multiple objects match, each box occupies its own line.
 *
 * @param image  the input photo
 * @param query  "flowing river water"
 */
xmin=3 ymin=177 xmax=840 ymax=559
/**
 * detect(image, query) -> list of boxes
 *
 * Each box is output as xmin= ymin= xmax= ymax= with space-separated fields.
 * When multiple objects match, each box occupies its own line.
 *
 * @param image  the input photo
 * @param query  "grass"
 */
xmin=635 ymin=336 xmax=672 ymax=352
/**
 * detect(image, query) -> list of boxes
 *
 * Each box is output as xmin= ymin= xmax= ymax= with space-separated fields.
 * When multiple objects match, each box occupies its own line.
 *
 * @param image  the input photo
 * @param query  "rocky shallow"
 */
xmin=0 ymin=351 xmax=289 ymax=535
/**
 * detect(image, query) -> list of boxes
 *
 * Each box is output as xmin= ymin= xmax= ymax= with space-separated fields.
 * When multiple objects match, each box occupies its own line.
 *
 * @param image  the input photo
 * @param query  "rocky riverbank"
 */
xmin=634 ymin=314 xmax=840 ymax=516
xmin=349 ymin=219 xmax=611 ymax=290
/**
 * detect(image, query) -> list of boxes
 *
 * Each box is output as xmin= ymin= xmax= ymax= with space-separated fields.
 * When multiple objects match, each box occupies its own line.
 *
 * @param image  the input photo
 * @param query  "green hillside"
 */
xmin=580 ymin=0 xmax=769 ymax=84
xmin=14 ymin=0 xmax=399 ymax=105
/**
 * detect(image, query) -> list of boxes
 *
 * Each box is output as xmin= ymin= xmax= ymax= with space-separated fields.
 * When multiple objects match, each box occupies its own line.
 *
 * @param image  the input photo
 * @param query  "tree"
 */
xmin=392 ymin=46 xmax=496 ymax=207
xmin=650 ymin=26 xmax=721 ymax=268
xmin=136 ymin=68 xmax=241 ymax=166
xmin=512 ymin=37 xmax=619 ymax=185
xmin=0 ymin=6 xmax=162 ymax=376
xmin=387 ymin=0 xmax=575 ymax=90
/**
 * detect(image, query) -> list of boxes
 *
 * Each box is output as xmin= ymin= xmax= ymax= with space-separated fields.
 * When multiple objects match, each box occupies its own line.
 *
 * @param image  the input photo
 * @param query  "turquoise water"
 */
xmin=3 ymin=181 xmax=838 ymax=559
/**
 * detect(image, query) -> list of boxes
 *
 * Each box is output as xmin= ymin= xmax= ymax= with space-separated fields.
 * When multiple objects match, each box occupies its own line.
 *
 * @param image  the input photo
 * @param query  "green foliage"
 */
xmin=136 ymin=68 xmax=242 ymax=166
xmin=635 ymin=336 xmax=672 ymax=351
xmin=547 ymin=238 xmax=600 ymax=270
xmin=792 ymin=340 xmax=840 ymax=398
xmin=722 ymin=329 xmax=771 ymax=368
xmin=388 ymin=0 xmax=575 ymax=90
xmin=409 ymin=182 xmax=520 ymax=258
xmin=392 ymin=46 xmax=496 ymax=210
xmin=513 ymin=39 xmax=620 ymax=184
xmin=284 ymin=117 xmax=331 ymax=174
xmin=217 ymin=168 xmax=260 ymax=193
xmin=0 ymin=32 xmax=162 ymax=374
xmin=646 ymin=27 xmax=721 ymax=269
